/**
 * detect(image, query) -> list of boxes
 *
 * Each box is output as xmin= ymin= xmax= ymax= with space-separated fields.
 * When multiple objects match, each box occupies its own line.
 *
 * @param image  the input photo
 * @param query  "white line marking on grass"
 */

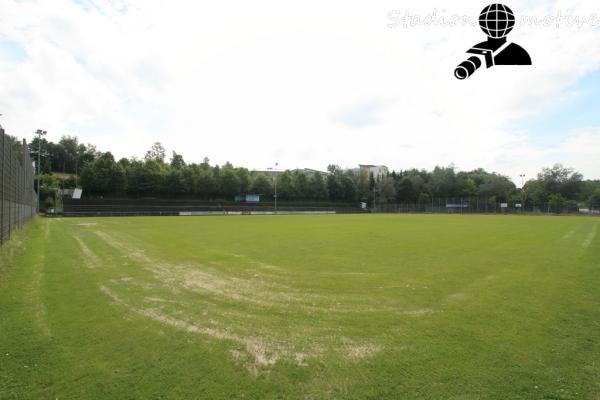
xmin=100 ymin=285 xmax=291 ymax=369
xmin=74 ymin=236 xmax=100 ymax=269
xmin=94 ymin=231 xmax=153 ymax=264
xmin=583 ymin=225 xmax=598 ymax=249
xmin=562 ymin=229 xmax=576 ymax=240
xmin=31 ymin=256 xmax=51 ymax=337
xmin=99 ymin=279 xmax=385 ymax=371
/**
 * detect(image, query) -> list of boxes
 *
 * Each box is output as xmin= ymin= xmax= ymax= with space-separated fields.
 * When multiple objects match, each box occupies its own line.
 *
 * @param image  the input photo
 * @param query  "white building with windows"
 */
xmin=359 ymin=164 xmax=389 ymax=181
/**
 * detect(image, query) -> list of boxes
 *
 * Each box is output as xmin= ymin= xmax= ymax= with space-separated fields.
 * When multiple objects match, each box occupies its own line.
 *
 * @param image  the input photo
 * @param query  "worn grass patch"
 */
xmin=1 ymin=214 xmax=599 ymax=399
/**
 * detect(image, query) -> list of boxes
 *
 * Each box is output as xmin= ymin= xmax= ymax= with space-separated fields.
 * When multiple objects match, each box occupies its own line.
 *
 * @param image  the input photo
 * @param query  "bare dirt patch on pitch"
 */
xmin=93 ymin=230 xmax=387 ymax=371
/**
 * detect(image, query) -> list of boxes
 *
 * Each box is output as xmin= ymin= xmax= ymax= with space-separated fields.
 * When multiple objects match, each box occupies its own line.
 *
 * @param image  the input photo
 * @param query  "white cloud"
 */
xmin=0 ymin=0 xmax=599 ymax=181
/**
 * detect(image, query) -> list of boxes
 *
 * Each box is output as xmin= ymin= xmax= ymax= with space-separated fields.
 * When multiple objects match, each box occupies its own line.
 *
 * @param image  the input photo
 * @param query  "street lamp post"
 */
xmin=35 ymin=129 xmax=47 ymax=213
xmin=519 ymin=174 xmax=526 ymax=212
xmin=75 ymin=156 xmax=79 ymax=187
xmin=273 ymin=163 xmax=279 ymax=214
xmin=268 ymin=163 xmax=279 ymax=214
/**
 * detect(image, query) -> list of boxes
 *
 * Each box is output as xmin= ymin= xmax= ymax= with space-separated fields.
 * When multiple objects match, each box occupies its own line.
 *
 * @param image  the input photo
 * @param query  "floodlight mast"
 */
xmin=267 ymin=163 xmax=279 ymax=214
xmin=36 ymin=129 xmax=47 ymax=213
xmin=519 ymin=174 xmax=526 ymax=212
xmin=275 ymin=163 xmax=279 ymax=214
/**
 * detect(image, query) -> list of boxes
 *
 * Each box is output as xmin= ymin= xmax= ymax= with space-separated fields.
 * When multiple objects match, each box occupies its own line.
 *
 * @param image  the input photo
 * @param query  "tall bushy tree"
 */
xmin=477 ymin=173 xmax=514 ymax=202
xmin=237 ymin=168 xmax=251 ymax=194
xmin=250 ymin=174 xmax=273 ymax=196
xmin=536 ymin=164 xmax=583 ymax=200
xmin=196 ymin=169 xmax=216 ymax=198
xmin=220 ymin=168 xmax=241 ymax=198
xmin=341 ymin=175 xmax=357 ymax=202
xmin=548 ymin=193 xmax=567 ymax=213
xmin=309 ymin=173 xmax=328 ymax=200
xmin=427 ymin=166 xmax=457 ymax=198
xmin=292 ymin=171 xmax=309 ymax=200
xmin=164 ymin=168 xmax=186 ymax=197
xmin=145 ymin=142 xmax=166 ymax=163
xmin=170 ymin=152 xmax=185 ymax=169
xmin=376 ymin=177 xmax=397 ymax=204
xmin=80 ymin=152 xmax=125 ymax=195
xmin=326 ymin=174 xmax=343 ymax=201
xmin=588 ymin=188 xmax=600 ymax=207
xmin=276 ymin=172 xmax=294 ymax=200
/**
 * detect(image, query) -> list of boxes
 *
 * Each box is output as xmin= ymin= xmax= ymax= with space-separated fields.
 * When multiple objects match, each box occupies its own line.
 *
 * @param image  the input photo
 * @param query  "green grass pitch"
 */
xmin=1 ymin=214 xmax=599 ymax=399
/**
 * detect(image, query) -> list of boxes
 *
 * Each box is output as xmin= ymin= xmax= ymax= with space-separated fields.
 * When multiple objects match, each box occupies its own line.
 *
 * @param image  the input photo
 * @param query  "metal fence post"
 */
xmin=0 ymin=129 xmax=4 ymax=244
xmin=8 ymin=138 xmax=12 ymax=241
xmin=0 ymin=130 xmax=36 ymax=246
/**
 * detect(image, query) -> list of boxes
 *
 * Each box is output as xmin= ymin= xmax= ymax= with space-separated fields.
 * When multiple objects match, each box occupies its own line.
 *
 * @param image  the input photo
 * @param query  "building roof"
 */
xmin=359 ymin=164 xmax=388 ymax=169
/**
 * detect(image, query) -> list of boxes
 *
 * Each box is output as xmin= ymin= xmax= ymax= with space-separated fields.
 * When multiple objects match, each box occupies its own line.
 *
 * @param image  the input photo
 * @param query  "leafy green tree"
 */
xmin=211 ymin=165 xmax=222 ymax=196
xmin=327 ymin=164 xmax=342 ymax=176
xmin=309 ymin=172 xmax=328 ymax=200
xmin=81 ymin=152 xmax=125 ymax=195
xmin=28 ymin=136 xmax=50 ymax=172
xmin=144 ymin=142 xmax=166 ymax=163
xmin=477 ymin=173 xmax=515 ymax=202
xmin=396 ymin=173 xmax=424 ymax=203
xmin=77 ymin=143 xmax=98 ymax=172
xmin=276 ymin=171 xmax=294 ymax=200
xmin=427 ymin=166 xmax=457 ymax=198
xmin=536 ymin=164 xmax=583 ymax=200
xmin=237 ymin=168 xmax=251 ymax=194
xmin=118 ymin=158 xmax=131 ymax=169
xmin=125 ymin=160 xmax=145 ymax=197
xmin=418 ymin=191 xmax=431 ymax=205
xmin=588 ymin=188 xmax=600 ymax=207
xmin=250 ymin=174 xmax=273 ymax=195
xmin=182 ymin=165 xmax=199 ymax=195
xmin=327 ymin=174 xmax=343 ymax=201
xmin=164 ymin=168 xmax=186 ymax=197
xmin=220 ymin=168 xmax=241 ymax=198
xmin=356 ymin=169 xmax=371 ymax=203
xmin=458 ymin=175 xmax=478 ymax=197
xmin=579 ymin=180 xmax=600 ymax=202
xmin=341 ymin=176 xmax=357 ymax=202
xmin=377 ymin=178 xmax=396 ymax=204
xmin=292 ymin=171 xmax=309 ymax=200
xmin=196 ymin=169 xmax=216 ymax=198
xmin=170 ymin=152 xmax=186 ymax=169
xmin=58 ymin=136 xmax=79 ymax=173
xmin=38 ymin=174 xmax=60 ymax=211
xmin=548 ymin=193 xmax=567 ymax=214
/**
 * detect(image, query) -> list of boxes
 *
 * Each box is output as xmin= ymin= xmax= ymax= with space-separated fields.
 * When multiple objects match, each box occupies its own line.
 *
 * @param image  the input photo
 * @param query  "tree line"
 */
xmin=29 ymin=136 xmax=600 ymax=208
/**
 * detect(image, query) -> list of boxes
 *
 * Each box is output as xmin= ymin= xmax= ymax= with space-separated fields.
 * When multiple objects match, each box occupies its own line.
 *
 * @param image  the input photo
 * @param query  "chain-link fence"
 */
xmin=0 ymin=126 xmax=37 ymax=245
xmin=374 ymin=198 xmax=599 ymax=216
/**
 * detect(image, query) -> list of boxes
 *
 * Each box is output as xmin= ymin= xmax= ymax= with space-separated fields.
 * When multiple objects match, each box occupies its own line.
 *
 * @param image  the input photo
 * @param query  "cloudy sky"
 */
xmin=0 ymin=0 xmax=599 ymax=184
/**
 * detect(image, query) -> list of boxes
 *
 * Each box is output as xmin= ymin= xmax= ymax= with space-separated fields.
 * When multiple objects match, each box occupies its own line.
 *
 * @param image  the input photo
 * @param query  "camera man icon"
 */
xmin=455 ymin=4 xmax=531 ymax=80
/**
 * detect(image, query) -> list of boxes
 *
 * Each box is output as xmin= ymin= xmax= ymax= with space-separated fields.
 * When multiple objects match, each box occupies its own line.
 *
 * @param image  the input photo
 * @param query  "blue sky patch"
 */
xmin=0 ymin=38 xmax=28 ymax=62
xmin=513 ymin=69 xmax=600 ymax=147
